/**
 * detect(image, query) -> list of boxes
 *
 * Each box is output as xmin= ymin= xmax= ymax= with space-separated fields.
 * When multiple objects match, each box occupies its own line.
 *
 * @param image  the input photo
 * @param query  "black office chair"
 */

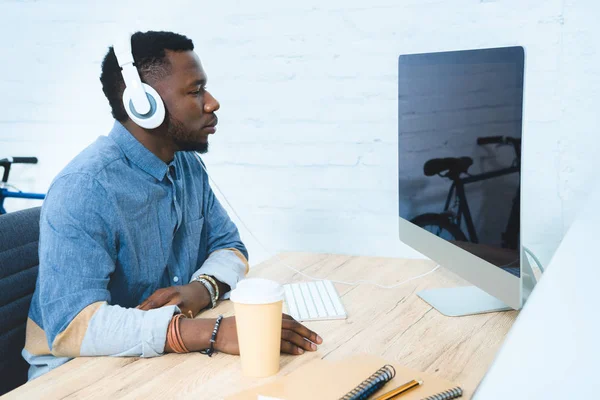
xmin=0 ymin=207 xmax=41 ymax=395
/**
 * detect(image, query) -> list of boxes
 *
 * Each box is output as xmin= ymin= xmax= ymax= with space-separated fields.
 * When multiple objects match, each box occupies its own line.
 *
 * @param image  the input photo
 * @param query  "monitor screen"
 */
xmin=398 ymin=47 xmax=524 ymax=277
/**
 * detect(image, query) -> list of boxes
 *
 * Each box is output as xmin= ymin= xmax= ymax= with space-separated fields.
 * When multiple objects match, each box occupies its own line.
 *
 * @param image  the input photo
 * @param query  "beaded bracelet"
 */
xmin=198 ymin=274 xmax=220 ymax=301
xmin=196 ymin=278 xmax=217 ymax=309
xmin=199 ymin=315 xmax=223 ymax=357
xmin=191 ymin=274 xmax=218 ymax=308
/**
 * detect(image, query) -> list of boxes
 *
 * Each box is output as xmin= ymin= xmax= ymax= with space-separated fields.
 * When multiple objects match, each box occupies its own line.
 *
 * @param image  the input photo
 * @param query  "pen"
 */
xmin=373 ymin=379 xmax=423 ymax=400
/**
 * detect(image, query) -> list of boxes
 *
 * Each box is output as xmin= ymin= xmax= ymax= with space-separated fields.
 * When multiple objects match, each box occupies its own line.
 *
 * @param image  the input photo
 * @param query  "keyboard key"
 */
xmin=283 ymin=280 xmax=347 ymax=322
xmin=316 ymin=280 xmax=337 ymax=317
xmin=291 ymin=283 xmax=310 ymax=320
xmin=308 ymin=282 xmax=328 ymax=318
xmin=300 ymin=283 xmax=318 ymax=319
xmin=324 ymin=280 xmax=346 ymax=316
xmin=284 ymin=285 xmax=300 ymax=320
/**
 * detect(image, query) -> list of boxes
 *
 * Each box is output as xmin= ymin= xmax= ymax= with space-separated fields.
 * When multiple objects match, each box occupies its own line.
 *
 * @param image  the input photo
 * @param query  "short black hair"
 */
xmin=100 ymin=31 xmax=194 ymax=122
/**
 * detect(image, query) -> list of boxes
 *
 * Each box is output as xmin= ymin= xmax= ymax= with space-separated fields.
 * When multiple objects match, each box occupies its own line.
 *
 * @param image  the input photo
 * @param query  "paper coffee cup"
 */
xmin=230 ymin=278 xmax=284 ymax=378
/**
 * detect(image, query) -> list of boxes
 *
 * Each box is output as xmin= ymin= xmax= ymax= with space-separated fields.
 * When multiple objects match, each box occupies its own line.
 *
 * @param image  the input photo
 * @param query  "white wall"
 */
xmin=1 ymin=0 xmax=598 ymax=268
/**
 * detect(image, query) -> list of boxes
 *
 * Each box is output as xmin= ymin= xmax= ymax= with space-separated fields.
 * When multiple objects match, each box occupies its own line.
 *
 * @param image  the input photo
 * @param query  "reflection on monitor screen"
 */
xmin=398 ymin=47 xmax=524 ymax=278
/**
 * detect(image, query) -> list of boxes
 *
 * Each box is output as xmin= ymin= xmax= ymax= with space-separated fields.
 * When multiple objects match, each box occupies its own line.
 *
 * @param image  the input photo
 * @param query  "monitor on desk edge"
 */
xmin=398 ymin=46 xmax=536 ymax=316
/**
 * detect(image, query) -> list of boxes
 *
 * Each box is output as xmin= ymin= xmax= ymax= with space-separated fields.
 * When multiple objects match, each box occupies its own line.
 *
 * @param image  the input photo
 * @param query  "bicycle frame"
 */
xmin=0 ymin=187 xmax=45 ymax=214
xmin=442 ymin=165 xmax=519 ymax=243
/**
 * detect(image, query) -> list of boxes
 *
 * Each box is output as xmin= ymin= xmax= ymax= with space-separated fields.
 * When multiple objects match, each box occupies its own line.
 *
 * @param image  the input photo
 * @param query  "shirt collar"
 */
xmin=109 ymin=120 xmax=169 ymax=181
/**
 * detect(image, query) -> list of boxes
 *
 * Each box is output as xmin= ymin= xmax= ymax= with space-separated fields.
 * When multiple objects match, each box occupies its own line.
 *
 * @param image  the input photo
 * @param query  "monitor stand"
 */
xmin=417 ymin=286 xmax=511 ymax=317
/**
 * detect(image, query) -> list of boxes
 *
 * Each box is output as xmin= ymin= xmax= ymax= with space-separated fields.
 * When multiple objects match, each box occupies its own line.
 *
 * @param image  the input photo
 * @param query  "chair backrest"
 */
xmin=0 ymin=207 xmax=41 ymax=395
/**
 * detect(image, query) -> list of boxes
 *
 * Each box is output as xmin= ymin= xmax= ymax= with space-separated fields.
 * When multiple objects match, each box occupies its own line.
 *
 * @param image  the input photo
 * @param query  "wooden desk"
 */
xmin=5 ymin=253 xmax=518 ymax=399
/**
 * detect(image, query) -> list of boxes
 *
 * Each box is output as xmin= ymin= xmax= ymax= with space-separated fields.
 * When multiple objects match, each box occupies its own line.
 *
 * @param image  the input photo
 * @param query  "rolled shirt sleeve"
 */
xmin=80 ymin=303 xmax=178 ymax=357
xmin=192 ymin=249 xmax=249 ymax=299
xmin=39 ymin=173 xmax=176 ymax=358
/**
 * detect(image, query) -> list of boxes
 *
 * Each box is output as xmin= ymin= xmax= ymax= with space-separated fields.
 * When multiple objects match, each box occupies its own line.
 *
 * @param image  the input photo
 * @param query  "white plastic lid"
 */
xmin=230 ymin=278 xmax=284 ymax=305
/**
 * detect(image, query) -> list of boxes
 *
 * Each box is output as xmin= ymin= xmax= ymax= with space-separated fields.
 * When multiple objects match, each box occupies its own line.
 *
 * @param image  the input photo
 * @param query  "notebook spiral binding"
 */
xmin=339 ymin=364 xmax=396 ymax=400
xmin=421 ymin=386 xmax=463 ymax=400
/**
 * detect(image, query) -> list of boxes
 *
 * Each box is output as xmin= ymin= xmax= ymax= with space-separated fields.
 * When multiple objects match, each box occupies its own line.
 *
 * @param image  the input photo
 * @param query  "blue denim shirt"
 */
xmin=22 ymin=121 xmax=249 ymax=379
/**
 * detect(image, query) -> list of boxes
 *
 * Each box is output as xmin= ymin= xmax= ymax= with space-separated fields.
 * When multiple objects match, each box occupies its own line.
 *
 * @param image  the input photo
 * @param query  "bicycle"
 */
xmin=0 ymin=157 xmax=46 ymax=215
xmin=409 ymin=136 xmax=521 ymax=250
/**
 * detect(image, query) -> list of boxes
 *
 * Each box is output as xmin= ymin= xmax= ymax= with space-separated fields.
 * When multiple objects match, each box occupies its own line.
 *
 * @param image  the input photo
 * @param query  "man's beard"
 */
xmin=167 ymin=116 xmax=209 ymax=154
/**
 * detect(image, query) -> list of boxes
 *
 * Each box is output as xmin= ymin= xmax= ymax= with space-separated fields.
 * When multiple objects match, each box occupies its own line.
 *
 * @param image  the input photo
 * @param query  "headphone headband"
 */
xmin=113 ymin=35 xmax=151 ymax=115
xmin=112 ymin=33 xmax=165 ymax=129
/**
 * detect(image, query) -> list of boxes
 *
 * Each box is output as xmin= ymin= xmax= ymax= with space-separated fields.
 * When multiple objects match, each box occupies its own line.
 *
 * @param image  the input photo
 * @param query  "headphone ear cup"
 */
xmin=122 ymin=83 xmax=166 ymax=129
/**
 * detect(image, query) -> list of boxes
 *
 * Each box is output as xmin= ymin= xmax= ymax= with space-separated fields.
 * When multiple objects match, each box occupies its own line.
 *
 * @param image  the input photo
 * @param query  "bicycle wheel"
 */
xmin=410 ymin=213 xmax=468 ymax=242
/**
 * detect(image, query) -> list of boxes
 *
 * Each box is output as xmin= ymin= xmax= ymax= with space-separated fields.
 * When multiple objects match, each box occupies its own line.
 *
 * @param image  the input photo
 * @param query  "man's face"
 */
xmin=153 ymin=50 xmax=220 ymax=153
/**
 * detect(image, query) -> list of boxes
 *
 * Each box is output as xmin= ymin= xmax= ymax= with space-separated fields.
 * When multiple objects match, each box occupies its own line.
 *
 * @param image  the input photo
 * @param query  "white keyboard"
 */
xmin=283 ymin=280 xmax=347 ymax=322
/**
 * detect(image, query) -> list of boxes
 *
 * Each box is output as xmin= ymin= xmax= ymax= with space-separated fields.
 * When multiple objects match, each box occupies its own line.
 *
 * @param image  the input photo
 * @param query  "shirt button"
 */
xmin=173 ymin=276 xmax=179 ymax=283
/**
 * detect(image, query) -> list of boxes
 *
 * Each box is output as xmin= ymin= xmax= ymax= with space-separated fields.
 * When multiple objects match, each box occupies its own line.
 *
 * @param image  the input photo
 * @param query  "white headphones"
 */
xmin=113 ymin=34 xmax=166 ymax=129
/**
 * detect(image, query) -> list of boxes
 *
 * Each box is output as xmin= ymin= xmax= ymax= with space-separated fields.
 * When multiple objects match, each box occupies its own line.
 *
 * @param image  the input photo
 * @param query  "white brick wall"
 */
xmin=1 ymin=0 xmax=598 ymax=268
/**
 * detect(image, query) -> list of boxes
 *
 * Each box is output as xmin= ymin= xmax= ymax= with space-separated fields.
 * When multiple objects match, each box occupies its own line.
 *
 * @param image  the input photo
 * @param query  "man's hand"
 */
xmin=137 ymin=281 xmax=210 ymax=318
xmin=281 ymin=314 xmax=323 ymax=354
xmin=213 ymin=314 xmax=323 ymax=355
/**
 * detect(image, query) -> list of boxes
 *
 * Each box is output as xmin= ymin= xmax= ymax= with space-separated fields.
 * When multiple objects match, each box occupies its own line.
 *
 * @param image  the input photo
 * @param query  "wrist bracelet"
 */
xmin=200 ymin=315 xmax=223 ymax=357
xmin=196 ymin=278 xmax=217 ymax=309
xmin=198 ymin=274 xmax=220 ymax=301
xmin=167 ymin=314 xmax=189 ymax=354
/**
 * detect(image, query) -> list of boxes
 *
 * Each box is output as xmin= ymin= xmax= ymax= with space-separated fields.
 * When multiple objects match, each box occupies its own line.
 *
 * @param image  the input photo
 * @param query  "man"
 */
xmin=22 ymin=30 xmax=322 ymax=379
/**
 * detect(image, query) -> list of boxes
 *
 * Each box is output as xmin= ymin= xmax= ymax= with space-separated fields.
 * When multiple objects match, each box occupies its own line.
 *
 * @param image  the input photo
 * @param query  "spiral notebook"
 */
xmin=225 ymin=354 xmax=463 ymax=400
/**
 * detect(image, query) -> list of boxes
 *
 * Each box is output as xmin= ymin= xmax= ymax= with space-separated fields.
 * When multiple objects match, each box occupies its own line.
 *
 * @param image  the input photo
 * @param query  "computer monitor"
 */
xmin=398 ymin=46 xmax=536 ymax=316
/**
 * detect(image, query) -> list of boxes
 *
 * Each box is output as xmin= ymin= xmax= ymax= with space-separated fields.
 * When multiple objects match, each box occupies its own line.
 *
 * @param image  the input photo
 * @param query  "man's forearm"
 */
xmin=165 ymin=318 xmax=216 ymax=353
xmin=164 ymin=278 xmax=230 ymax=353
xmin=189 ymin=277 xmax=229 ymax=305
xmin=192 ymin=275 xmax=230 ymax=300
